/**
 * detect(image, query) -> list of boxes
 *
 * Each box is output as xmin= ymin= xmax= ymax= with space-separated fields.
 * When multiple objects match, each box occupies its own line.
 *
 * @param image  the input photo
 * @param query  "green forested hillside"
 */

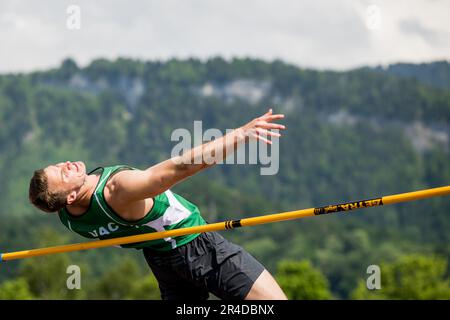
xmin=0 ymin=58 xmax=449 ymax=299
xmin=370 ymin=60 xmax=450 ymax=89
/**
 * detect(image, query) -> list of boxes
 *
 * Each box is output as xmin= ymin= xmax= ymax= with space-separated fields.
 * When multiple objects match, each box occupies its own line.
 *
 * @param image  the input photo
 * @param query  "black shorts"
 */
xmin=142 ymin=231 xmax=265 ymax=300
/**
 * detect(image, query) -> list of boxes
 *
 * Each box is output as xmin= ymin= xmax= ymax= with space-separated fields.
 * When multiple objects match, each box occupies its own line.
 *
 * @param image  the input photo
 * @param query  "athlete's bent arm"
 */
xmin=115 ymin=109 xmax=285 ymax=202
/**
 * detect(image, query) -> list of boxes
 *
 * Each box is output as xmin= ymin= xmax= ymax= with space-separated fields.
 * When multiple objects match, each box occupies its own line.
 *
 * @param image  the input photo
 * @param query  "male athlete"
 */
xmin=29 ymin=109 xmax=287 ymax=300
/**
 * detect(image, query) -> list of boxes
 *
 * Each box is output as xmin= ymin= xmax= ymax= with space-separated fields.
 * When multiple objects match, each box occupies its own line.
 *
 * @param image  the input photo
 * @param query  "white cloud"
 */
xmin=0 ymin=0 xmax=449 ymax=73
xmin=399 ymin=18 xmax=448 ymax=47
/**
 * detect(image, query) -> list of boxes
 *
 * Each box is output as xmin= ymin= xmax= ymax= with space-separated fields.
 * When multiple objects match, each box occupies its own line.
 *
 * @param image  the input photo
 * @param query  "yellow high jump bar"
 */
xmin=1 ymin=185 xmax=449 ymax=262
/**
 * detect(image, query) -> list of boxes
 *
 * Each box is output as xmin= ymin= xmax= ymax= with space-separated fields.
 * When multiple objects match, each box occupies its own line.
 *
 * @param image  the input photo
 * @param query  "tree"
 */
xmin=0 ymin=278 xmax=34 ymax=300
xmin=88 ymin=257 xmax=160 ymax=299
xmin=128 ymin=275 xmax=161 ymax=300
xmin=19 ymin=228 xmax=87 ymax=299
xmin=276 ymin=260 xmax=332 ymax=300
xmin=351 ymin=255 xmax=450 ymax=299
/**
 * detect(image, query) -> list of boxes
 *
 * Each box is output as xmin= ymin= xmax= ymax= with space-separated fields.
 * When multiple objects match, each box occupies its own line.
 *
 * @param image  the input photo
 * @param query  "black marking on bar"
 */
xmin=224 ymin=220 xmax=242 ymax=229
xmin=314 ymin=198 xmax=383 ymax=215
xmin=231 ymin=220 xmax=242 ymax=229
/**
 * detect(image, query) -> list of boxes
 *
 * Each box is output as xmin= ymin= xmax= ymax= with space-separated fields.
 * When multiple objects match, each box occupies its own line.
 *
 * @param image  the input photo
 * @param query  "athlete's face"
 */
xmin=44 ymin=161 xmax=87 ymax=204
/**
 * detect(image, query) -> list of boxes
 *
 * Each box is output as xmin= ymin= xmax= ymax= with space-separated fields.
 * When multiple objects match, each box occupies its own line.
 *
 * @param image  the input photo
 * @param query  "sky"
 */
xmin=1 ymin=0 xmax=449 ymax=73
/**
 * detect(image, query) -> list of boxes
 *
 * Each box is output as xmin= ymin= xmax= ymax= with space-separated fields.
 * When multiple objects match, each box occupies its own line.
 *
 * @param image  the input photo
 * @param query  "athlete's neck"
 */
xmin=66 ymin=173 xmax=100 ymax=215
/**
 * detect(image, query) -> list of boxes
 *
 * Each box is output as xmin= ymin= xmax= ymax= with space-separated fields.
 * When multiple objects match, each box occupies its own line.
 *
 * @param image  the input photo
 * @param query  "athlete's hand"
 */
xmin=238 ymin=108 xmax=286 ymax=144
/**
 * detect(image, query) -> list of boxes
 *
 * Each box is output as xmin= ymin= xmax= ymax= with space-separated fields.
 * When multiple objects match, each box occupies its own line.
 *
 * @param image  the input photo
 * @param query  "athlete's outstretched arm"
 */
xmin=115 ymin=109 xmax=285 ymax=201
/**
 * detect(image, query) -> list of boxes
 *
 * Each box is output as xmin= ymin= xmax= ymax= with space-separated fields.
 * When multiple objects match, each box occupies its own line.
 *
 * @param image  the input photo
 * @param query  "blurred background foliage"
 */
xmin=0 ymin=57 xmax=449 ymax=299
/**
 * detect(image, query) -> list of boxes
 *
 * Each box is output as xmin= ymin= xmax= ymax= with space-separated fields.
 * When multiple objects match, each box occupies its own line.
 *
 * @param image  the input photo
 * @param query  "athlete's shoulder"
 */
xmin=104 ymin=166 xmax=144 ymax=197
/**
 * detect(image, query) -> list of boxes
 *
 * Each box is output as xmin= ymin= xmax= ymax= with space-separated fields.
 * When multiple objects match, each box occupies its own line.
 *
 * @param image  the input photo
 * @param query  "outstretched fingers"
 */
xmin=252 ymin=128 xmax=282 ymax=145
xmin=255 ymin=128 xmax=281 ymax=137
xmin=257 ymin=122 xmax=286 ymax=130
xmin=262 ymin=108 xmax=273 ymax=117
xmin=260 ymin=114 xmax=285 ymax=127
xmin=246 ymin=108 xmax=286 ymax=144
xmin=253 ymin=132 xmax=273 ymax=145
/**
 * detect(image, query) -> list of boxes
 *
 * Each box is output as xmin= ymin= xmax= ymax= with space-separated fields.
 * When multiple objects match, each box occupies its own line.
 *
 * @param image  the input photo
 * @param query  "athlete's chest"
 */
xmin=103 ymin=179 xmax=154 ymax=222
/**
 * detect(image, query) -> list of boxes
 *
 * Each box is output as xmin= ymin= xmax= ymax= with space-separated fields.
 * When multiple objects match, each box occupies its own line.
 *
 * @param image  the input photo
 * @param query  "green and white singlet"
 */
xmin=58 ymin=165 xmax=207 ymax=251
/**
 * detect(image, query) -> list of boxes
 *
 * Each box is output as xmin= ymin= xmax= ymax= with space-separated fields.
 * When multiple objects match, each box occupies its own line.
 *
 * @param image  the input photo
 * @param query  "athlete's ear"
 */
xmin=66 ymin=190 xmax=78 ymax=205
